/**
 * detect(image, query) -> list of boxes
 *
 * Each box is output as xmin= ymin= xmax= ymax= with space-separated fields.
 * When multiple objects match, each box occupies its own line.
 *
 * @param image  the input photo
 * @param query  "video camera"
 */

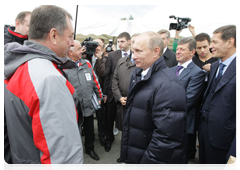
xmin=106 ymin=39 xmax=113 ymax=52
xmin=81 ymin=37 xmax=99 ymax=55
xmin=169 ymin=15 xmax=191 ymax=31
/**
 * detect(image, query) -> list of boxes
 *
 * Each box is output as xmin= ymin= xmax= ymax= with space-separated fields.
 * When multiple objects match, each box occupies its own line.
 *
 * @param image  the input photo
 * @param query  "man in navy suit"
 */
xmin=198 ymin=25 xmax=236 ymax=164
xmin=172 ymin=37 xmax=206 ymax=162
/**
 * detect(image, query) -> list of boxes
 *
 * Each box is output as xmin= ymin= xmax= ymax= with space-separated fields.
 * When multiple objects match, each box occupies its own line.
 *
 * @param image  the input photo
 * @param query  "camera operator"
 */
xmin=92 ymin=39 xmax=110 ymax=148
xmin=81 ymin=37 xmax=99 ymax=65
xmin=103 ymin=41 xmax=116 ymax=57
xmin=173 ymin=25 xmax=218 ymax=72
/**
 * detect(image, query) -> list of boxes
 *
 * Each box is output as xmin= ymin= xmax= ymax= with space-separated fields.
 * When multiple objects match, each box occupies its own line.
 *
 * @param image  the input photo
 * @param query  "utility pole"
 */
xmin=74 ymin=5 xmax=78 ymax=40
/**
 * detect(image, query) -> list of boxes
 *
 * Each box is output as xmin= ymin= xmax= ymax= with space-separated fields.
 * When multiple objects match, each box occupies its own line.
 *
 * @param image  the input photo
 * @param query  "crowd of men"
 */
xmin=4 ymin=5 xmax=236 ymax=164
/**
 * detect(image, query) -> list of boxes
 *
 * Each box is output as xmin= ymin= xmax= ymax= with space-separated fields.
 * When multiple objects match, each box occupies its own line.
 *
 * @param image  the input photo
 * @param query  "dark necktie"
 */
xmin=215 ymin=63 xmax=226 ymax=83
xmin=176 ymin=66 xmax=183 ymax=76
xmin=123 ymin=53 xmax=128 ymax=57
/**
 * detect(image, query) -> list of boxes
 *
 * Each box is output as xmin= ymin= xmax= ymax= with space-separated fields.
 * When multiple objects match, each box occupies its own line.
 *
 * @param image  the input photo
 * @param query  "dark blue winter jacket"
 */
xmin=120 ymin=57 xmax=187 ymax=164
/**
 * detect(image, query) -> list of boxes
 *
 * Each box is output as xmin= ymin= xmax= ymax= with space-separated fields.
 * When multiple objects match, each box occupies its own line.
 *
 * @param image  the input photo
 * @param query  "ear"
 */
xmin=128 ymin=39 xmax=131 ymax=45
xmin=167 ymin=38 xmax=171 ymax=44
xmin=49 ymin=28 xmax=58 ymax=45
xmin=154 ymin=47 xmax=161 ymax=57
xmin=227 ymin=37 xmax=235 ymax=48
xmin=191 ymin=49 xmax=196 ymax=57
xmin=68 ymin=49 xmax=73 ymax=56
xmin=15 ymin=19 xmax=20 ymax=28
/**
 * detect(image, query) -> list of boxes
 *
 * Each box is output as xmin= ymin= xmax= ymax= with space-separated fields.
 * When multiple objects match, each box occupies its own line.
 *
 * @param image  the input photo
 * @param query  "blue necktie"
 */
xmin=123 ymin=53 xmax=128 ymax=57
xmin=215 ymin=63 xmax=225 ymax=83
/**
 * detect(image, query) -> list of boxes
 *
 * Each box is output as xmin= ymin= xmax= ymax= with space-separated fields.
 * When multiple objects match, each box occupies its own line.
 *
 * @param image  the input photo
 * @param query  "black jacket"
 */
xmin=120 ymin=57 xmax=187 ymax=164
xmin=163 ymin=47 xmax=177 ymax=68
xmin=4 ymin=26 xmax=28 ymax=45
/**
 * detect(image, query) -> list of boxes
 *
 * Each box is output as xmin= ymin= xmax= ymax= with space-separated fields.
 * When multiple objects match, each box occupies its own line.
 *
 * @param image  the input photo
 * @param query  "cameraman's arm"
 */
xmin=188 ymin=25 xmax=196 ymax=37
xmin=80 ymin=46 xmax=86 ymax=56
xmin=173 ymin=30 xmax=182 ymax=53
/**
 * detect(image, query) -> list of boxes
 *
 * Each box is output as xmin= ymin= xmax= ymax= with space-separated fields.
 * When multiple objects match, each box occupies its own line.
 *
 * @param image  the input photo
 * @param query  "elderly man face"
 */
xmin=68 ymin=40 xmax=82 ymax=61
xmin=132 ymin=33 xmax=161 ymax=70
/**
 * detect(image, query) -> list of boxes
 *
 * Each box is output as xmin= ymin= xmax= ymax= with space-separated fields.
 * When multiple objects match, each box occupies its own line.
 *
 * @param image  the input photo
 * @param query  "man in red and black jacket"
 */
xmin=4 ymin=11 xmax=31 ymax=45
xmin=4 ymin=11 xmax=31 ymax=164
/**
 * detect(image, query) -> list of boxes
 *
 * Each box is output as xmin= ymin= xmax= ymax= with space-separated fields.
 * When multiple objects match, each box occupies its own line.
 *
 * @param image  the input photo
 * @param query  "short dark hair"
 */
xmin=178 ymin=37 xmax=196 ymax=51
xmin=195 ymin=33 xmax=211 ymax=44
xmin=117 ymin=32 xmax=131 ymax=41
xmin=28 ymin=5 xmax=72 ymax=40
xmin=213 ymin=25 xmax=236 ymax=47
xmin=15 ymin=11 xmax=31 ymax=24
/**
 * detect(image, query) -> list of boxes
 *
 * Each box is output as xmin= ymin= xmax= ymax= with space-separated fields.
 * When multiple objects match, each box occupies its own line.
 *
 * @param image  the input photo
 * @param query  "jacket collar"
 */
xmin=204 ymin=57 xmax=236 ymax=98
xmin=135 ymin=56 xmax=167 ymax=81
xmin=4 ymin=41 xmax=76 ymax=79
xmin=7 ymin=27 xmax=28 ymax=39
xmin=178 ymin=61 xmax=194 ymax=80
xmin=163 ymin=47 xmax=170 ymax=59
xmin=215 ymin=57 xmax=236 ymax=92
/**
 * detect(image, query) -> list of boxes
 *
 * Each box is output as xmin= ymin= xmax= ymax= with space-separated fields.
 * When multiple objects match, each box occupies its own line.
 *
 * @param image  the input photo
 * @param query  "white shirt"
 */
xmin=141 ymin=68 xmax=150 ymax=80
xmin=121 ymin=50 xmax=130 ymax=58
xmin=216 ymin=53 xmax=236 ymax=77
xmin=163 ymin=47 xmax=167 ymax=54
xmin=177 ymin=59 xmax=193 ymax=75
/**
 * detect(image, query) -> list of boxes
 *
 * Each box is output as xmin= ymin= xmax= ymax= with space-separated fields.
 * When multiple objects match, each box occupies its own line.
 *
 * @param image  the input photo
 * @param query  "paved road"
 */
xmin=82 ymin=119 xmax=199 ymax=164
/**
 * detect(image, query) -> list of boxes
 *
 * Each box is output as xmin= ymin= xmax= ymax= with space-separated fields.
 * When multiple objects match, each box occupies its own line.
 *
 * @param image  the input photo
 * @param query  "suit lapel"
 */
xmin=163 ymin=48 xmax=170 ymax=59
xmin=117 ymin=50 xmax=122 ymax=59
xmin=203 ymin=62 xmax=218 ymax=99
xmin=214 ymin=58 xmax=236 ymax=93
xmin=178 ymin=62 xmax=194 ymax=80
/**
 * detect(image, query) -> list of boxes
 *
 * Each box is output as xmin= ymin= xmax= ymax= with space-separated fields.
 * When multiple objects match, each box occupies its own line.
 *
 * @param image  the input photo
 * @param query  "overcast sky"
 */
xmin=1 ymin=1 xmax=238 ymax=37
xmin=82 ymin=5 xmax=156 ymax=20
xmin=3 ymin=5 xmax=156 ymax=25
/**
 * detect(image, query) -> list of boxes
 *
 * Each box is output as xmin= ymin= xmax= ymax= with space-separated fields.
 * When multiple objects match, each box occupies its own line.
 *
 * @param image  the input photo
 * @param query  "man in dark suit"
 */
xmin=198 ymin=25 xmax=236 ymax=164
xmin=172 ymin=37 xmax=206 ymax=162
xmin=103 ymin=32 xmax=131 ymax=152
xmin=157 ymin=29 xmax=178 ymax=68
